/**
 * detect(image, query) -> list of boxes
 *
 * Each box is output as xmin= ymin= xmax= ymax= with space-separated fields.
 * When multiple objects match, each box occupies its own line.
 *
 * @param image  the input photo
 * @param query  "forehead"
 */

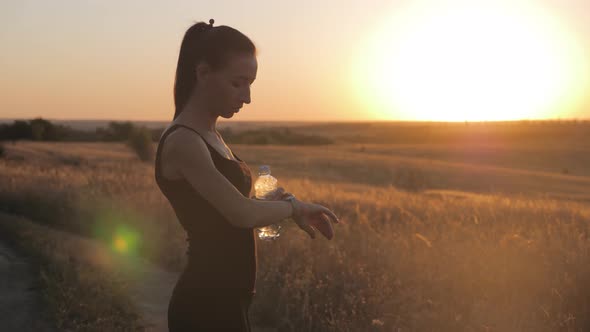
xmin=221 ymin=53 xmax=257 ymax=80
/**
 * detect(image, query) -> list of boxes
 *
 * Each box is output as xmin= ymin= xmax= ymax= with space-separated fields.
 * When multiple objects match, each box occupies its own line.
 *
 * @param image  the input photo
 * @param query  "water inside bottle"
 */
xmin=255 ymin=166 xmax=283 ymax=240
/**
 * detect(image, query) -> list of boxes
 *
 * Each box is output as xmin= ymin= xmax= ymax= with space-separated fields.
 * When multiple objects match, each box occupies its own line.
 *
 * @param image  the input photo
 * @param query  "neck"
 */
xmin=175 ymin=89 xmax=218 ymax=133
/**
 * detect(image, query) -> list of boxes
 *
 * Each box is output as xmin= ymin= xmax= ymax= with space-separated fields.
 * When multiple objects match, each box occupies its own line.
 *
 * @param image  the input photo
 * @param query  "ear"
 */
xmin=195 ymin=61 xmax=211 ymax=83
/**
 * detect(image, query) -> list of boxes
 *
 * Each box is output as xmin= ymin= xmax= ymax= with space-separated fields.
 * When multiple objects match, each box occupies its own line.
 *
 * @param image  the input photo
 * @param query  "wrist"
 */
xmin=283 ymin=194 xmax=300 ymax=219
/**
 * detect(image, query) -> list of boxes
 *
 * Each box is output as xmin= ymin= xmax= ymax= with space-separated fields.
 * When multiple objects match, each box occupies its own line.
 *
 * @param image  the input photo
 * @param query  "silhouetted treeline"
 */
xmin=0 ymin=118 xmax=153 ymax=142
xmin=0 ymin=118 xmax=81 ymax=141
xmin=219 ymin=127 xmax=333 ymax=145
xmin=0 ymin=118 xmax=334 ymax=145
xmin=91 ymin=122 xmax=160 ymax=143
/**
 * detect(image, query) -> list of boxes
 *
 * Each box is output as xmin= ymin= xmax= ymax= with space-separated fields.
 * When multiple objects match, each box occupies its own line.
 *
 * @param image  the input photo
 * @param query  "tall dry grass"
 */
xmin=0 ymin=140 xmax=589 ymax=331
xmin=0 ymin=213 xmax=142 ymax=331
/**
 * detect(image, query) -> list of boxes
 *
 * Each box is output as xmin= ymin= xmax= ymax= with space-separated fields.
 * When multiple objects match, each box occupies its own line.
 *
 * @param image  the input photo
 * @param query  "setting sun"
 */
xmin=352 ymin=1 xmax=588 ymax=121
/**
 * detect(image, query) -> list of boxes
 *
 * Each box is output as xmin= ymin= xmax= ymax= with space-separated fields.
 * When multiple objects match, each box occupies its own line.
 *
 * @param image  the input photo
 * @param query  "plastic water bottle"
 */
xmin=254 ymin=165 xmax=283 ymax=241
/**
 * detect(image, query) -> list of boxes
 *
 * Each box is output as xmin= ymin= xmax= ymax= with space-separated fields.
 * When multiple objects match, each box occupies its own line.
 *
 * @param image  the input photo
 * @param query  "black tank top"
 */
xmin=154 ymin=123 xmax=257 ymax=295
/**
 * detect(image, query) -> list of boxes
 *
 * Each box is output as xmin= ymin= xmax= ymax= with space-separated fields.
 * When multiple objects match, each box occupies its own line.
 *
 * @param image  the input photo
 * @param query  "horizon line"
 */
xmin=1 ymin=117 xmax=589 ymax=123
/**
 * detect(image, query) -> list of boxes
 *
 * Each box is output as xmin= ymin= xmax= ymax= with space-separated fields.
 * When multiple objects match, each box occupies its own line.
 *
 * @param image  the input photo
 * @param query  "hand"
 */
xmin=262 ymin=187 xmax=293 ymax=201
xmin=308 ymin=212 xmax=336 ymax=240
xmin=291 ymin=198 xmax=340 ymax=240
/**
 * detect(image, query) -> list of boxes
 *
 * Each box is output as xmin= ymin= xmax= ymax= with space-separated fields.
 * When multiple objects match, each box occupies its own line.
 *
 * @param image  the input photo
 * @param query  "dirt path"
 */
xmin=118 ymin=259 xmax=275 ymax=332
xmin=0 ymin=212 xmax=274 ymax=331
xmin=112 ymin=251 xmax=179 ymax=331
xmin=0 ymin=210 xmax=178 ymax=332
xmin=106 ymin=244 xmax=274 ymax=331
xmin=0 ymin=241 xmax=55 ymax=331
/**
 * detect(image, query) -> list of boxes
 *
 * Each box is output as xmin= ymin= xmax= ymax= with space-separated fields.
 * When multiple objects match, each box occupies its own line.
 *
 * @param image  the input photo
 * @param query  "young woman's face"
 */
xmin=199 ymin=52 xmax=257 ymax=119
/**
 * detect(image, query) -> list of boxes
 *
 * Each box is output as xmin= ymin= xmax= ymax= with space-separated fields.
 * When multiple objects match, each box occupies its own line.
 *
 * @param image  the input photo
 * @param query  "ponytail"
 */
xmin=173 ymin=20 xmax=257 ymax=120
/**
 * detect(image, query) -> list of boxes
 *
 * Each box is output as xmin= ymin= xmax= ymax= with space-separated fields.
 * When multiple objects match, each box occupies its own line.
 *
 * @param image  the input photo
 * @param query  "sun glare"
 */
xmin=351 ymin=1 xmax=588 ymax=121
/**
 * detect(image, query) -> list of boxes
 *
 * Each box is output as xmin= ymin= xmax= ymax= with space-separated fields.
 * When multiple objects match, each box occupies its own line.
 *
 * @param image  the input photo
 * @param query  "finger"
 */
xmin=318 ymin=213 xmax=335 ymax=240
xmin=320 ymin=213 xmax=331 ymax=223
xmin=280 ymin=192 xmax=293 ymax=200
xmin=299 ymin=223 xmax=316 ymax=239
xmin=320 ymin=207 xmax=340 ymax=224
xmin=268 ymin=187 xmax=285 ymax=200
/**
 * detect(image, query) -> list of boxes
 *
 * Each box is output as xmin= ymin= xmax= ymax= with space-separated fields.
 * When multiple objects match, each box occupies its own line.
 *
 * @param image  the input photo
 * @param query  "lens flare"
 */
xmin=114 ymin=235 xmax=128 ymax=253
xmin=110 ymin=225 xmax=139 ymax=255
xmin=92 ymin=204 xmax=141 ymax=257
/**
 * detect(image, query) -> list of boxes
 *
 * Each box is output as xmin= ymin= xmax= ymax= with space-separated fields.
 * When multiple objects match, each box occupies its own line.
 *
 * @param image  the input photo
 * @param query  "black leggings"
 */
xmin=168 ymin=286 xmax=253 ymax=332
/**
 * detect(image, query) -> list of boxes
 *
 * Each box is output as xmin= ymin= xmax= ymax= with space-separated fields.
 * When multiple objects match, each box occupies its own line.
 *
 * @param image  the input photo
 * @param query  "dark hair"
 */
xmin=173 ymin=21 xmax=257 ymax=120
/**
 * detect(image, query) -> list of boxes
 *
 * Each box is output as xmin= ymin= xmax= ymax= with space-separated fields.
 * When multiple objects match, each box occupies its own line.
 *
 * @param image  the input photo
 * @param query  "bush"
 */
xmin=127 ymin=126 xmax=154 ymax=162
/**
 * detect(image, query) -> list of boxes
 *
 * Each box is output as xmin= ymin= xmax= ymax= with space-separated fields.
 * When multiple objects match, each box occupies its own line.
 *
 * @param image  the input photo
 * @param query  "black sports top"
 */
xmin=154 ymin=123 xmax=257 ymax=295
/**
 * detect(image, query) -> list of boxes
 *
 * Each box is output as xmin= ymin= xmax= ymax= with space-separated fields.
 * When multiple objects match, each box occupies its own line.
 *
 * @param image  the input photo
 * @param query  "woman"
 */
xmin=154 ymin=19 xmax=340 ymax=331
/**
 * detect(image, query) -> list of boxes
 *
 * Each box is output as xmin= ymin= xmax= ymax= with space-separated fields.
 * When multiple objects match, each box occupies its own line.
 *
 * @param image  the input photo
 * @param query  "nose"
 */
xmin=241 ymin=86 xmax=251 ymax=105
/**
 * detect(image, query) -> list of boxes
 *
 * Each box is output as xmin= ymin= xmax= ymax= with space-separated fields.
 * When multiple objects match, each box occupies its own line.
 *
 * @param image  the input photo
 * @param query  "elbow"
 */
xmin=227 ymin=197 xmax=257 ymax=229
xmin=228 ymin=216 xmax=255 ymax=229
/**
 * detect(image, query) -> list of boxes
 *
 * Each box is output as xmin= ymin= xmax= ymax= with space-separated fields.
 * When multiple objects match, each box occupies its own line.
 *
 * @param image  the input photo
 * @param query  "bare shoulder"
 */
xmin=160 ymin=126 xmax=210 ymax=179
xmin=166 ymin=126 xmax=207 ymax=149
xmin=165 ymin=127 xmax=212 ymax=167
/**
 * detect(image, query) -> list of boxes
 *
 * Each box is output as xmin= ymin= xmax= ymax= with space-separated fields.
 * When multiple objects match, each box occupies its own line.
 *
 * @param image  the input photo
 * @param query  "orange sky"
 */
xmin=1 ymin=0 xmax=589 ymax=122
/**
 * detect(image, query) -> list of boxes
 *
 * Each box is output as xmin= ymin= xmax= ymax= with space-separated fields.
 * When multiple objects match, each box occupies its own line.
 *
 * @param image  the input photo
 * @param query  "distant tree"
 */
xmin=0 ymin=124 xmax=9 ymax=141
xmin=96 ymin=121 xmax=136 ymax=141
xmin=0 ymin=120 xmax=32 ymax=141
xmin=0 ymin=118 xmax=72 ymax=141
xmin=95 ymin=127 xmax=110 ymax=141
xmin=109 ymin=121 xmax=135 ymax=141
xmin=12 ymin=120 xmax=31 ymax=139
xmin=30 ymin=122 xmax=45 ymax=140
xmin=127 ymin=126 xmax=154 ymax=162
xmin=150 ymin=127 xmax=165 ymax=142
xmin=30 ymin=117 xmax=61 ymax=140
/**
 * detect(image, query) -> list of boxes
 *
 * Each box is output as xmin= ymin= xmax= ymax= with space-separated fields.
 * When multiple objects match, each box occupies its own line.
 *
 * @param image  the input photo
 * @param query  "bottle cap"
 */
xmin=258 ymin=165 xmax=271 ymax=174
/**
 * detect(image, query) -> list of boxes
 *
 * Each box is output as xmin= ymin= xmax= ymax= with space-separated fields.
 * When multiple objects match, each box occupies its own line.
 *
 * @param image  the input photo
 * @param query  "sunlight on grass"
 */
xmin=1 ymin=134 xmax=589 ymax=331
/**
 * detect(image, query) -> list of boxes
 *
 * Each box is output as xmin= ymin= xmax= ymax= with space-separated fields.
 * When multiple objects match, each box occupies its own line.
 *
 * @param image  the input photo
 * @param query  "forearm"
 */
xmin=239 ymin=198 xmax=293 ymax=229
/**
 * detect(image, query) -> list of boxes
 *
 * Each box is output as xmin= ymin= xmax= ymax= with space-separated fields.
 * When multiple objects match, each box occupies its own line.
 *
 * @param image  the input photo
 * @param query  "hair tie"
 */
xmin=196 ymin=19 xmax=214 ymax=33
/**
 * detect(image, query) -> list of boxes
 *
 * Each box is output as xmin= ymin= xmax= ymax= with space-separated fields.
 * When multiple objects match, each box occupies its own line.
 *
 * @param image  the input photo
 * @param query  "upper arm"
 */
xmin=166 ymin=129 xmax=253 ymax=228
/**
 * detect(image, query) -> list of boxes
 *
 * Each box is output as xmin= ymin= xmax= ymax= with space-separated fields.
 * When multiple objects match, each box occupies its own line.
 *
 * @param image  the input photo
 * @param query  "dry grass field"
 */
xmin=0 ymin=121 xmax=589 ymax=331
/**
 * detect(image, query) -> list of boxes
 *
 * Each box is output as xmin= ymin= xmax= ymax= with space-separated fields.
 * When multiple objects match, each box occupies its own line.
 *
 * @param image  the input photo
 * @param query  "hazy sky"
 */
xmin=1 ymin=0 xmax=589 ymax=122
